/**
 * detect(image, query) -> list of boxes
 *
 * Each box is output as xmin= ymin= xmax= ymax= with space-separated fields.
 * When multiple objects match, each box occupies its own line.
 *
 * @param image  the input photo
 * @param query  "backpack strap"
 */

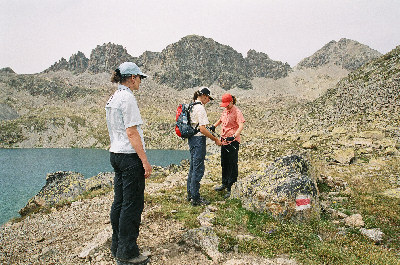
xmin=188 ymin=102 xmax=202 ymax=131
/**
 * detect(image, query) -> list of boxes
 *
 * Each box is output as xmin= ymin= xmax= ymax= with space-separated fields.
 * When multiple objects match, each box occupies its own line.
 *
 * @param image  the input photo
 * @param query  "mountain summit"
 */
xmin=296 ymin=38 xmax=382 ymax=70
xmin=148 ymin=35 xmax=291 ymax=90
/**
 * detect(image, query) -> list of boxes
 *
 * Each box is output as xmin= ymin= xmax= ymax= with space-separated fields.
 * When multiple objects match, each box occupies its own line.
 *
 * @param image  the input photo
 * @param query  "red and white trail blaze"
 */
xmin=295 ymin=195 xmax=311 ymax=211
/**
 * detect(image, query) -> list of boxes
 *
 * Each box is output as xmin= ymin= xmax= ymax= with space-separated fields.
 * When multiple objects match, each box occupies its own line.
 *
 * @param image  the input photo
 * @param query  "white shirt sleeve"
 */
xmin=121 ymin=95 xmax=143 ymax=129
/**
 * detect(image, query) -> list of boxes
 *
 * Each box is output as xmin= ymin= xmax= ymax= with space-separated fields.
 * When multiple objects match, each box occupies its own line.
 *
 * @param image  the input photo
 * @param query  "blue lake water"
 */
xmin=0 ymin=148 xmax=189 ymax=225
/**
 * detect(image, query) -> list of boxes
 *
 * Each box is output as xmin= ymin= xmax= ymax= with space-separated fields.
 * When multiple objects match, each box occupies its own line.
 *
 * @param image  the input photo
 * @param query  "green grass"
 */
xmin=141 ymin=157 xmax=400 ymax=265
xmin=145 ymin=187 xmax=204 ymax=228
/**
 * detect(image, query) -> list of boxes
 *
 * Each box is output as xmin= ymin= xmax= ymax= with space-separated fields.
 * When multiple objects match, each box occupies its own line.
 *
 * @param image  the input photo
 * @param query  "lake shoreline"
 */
xmin=0 ymin=148 xmax=190 ymax=225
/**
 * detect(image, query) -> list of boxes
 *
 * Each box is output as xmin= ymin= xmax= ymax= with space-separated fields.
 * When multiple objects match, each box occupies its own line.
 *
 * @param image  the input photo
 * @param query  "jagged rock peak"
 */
xmin=245 ymin=49 xmax=292 ymax=79
xmin=68 ymin=51 xmax=89 ymax=73
xmin=296 ymin=38 xmax=382 ymax=71
xmin=87 ymin=42 xmax=135 ymax=74
xmin=45 ymin=57 xmax=69 ymax=73
xmin=45 ymin=43 xmax=135 ymax=74
xmin=153 ymin=35 xmax=251 ymax=90
xmin=45 ymin=51 xmax=88 ymax=74
xmin=137 ymin=50 xmax=161 ymax=71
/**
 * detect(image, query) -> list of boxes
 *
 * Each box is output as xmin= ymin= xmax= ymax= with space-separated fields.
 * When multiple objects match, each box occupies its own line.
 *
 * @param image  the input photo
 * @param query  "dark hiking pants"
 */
xmin=109 ymin=152 xmax=145 ymax=260
xmin=221 ymin=141 xmax=240 ymax=191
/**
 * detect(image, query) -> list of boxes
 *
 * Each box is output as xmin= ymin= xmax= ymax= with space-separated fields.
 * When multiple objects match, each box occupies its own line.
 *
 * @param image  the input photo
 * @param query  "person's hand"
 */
xmin=215 ymin=138 xmax=222 ymax=146
xmin=209 ymin=125 xmax=216 ymax=132
xmin=143 ymin=161 xmax=152 ymax=179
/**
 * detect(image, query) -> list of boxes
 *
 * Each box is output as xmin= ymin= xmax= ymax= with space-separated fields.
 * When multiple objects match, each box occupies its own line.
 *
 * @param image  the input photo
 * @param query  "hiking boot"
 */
xmin=214 ymin=184 xmax=226 ymax=191
xmin=116 ymin=254 xmax=149 ymax=265
xmin=224 ymin=191 xmax=231 ymax=199
xmin=191 ymin=196 xmax=210 ymax=206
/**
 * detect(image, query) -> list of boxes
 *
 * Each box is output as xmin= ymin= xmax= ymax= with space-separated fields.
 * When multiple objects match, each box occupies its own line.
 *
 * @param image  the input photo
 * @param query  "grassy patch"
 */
xmin=145 ymin=187 xmax=204 ymax=229
xmin=212 ymin=198 xmax=399 ymax=264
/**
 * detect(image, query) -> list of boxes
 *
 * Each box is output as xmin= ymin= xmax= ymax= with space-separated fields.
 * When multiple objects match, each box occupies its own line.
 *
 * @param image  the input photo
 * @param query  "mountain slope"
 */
xmin=268 ymin=45 xmax=400 ymax=133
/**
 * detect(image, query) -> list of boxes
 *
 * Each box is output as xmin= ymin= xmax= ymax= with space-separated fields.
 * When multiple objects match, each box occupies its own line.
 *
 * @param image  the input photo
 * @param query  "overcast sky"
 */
xmin=1 ymin=0 xmax=399 ymax=74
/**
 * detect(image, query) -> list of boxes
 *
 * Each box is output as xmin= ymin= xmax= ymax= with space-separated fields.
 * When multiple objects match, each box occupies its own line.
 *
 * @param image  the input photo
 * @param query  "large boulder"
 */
xmin=231 ymin=155 xmax=320 ymax=221
xmin=19 ymin=171 xmax=113 ymax=216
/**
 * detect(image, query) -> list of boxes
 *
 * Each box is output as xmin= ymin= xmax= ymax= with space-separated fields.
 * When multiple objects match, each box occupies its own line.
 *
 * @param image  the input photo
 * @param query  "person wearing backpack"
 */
xmin=105 ymin=62 xmax=151 ymax=264
xmin=211 ymin=93 xmax=245 ymax=199
xmin=187 ymin=87 xmax=222 ymax=206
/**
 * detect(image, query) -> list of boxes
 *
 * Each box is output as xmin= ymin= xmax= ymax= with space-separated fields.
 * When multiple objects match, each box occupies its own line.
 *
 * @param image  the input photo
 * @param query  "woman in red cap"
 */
xmin=211 ymin=93 xmax=245 ymax=198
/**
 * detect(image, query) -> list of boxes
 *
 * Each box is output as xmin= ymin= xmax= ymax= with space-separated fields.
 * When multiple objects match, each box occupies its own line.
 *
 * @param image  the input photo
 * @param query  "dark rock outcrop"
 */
xmin=245 ymin=49 xmax=291 ymax=79
xmin=19 ymin=171 xmax=86 ymax=216
xmin=42 ymin=35 xmax=384 ymax=91
xmin=87 ymin=43 xmax=135 ymax=74
xmin=46 ymin=57 xmax=69 ymax=72
xmin=231 ymin=155 xmax=320 ymax=221
xmin=68 ymin=51 xmax=89 ymax=73
xmin=45 ymin=51 xmax=89 ymax=74
xmin=45 ymin=43 xmax=135 ymax=74
xmin=153 ymin=35 xmax=251 ymax=90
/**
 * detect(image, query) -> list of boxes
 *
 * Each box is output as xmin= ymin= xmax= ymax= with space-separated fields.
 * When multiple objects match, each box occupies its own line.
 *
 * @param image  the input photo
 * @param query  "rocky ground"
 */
xmin=2 ymin=119 xmax=400 ymax=264
xmin=0 ymin=160 xmax=298 ymax=265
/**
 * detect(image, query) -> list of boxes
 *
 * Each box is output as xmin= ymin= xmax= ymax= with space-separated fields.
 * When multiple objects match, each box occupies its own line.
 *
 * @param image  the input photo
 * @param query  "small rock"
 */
xmin=333 ymin=148 xmax=355 ymax=164
xmin=344 ymin=214 xmax=364 ymax=228
xmin=302 ymin=141 xmax=317 ymax=150
xmin=360 ymin=228 xmax=384 ymax=242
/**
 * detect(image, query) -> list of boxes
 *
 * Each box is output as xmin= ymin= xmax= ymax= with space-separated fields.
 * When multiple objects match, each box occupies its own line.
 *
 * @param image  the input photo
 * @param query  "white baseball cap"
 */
xmin=118 ymin=62 xmax=148 ymax=78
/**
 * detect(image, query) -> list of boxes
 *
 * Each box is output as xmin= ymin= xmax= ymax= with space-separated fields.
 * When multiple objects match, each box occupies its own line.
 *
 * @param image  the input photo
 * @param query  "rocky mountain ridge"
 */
xmin=45 ymin=43 xmax=135 ymax=74
xmin=41 ymin=35 xmax=379 ymax=90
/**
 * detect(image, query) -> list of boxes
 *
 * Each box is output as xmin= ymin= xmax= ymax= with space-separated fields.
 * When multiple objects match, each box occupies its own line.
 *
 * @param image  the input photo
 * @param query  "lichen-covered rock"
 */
xmin=85 ymin=172 xmax=114 ymax=192
xmin=19 ymin=171 xmax=86 ymax=216
xmin=231 ymin=155 xmax=320 ymax=221
xmin=360 ymin=228 xmax=384 ymax=242
xmin=183 ymin=226 xmax=222 ymax=262
xmin=19 ymin=171 xmax=116 ymax=216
